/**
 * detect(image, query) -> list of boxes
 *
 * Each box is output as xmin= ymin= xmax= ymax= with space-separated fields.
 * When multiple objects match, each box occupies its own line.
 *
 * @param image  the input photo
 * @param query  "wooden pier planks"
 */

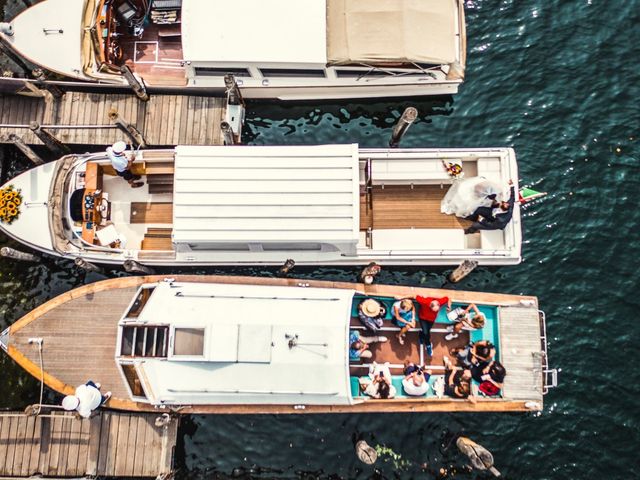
xmin=0 ymin=411 xmax=177 ymax=478
xmin=0 ymin=92 xmax=225 ymax=146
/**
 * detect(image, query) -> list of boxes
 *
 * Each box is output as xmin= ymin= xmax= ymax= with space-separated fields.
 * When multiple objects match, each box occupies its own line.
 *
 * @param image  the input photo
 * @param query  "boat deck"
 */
xmin=120 ymin=23 xmax=187 ymax=86
xmin=360 ymin=185 xmax=471 ymax=230
xmin=500 ymin=307 xmax=545 ymax=403
xmin=4 ymin=276 xmax=546 ymax=413
xmin=7 ymin=286 xmax=138 ymax=406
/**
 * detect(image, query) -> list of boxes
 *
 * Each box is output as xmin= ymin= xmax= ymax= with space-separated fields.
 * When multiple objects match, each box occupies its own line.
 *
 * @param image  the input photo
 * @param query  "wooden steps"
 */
xmin=147 ymin=173 xmax=174 ymax=194
xmin=144 ymin=162 xmax=174 ymax=175
xmin=141 ymin=227 xmax=173 ymax=251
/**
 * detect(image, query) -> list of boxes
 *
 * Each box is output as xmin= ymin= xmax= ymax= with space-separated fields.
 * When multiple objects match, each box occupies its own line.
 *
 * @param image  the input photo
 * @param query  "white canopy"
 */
xmin=181 ymin=0 xmax=327 ymax=64
xmin=327 ymin=0 xmax=459 ymax=65
xmin=172 ymin=145 xmax=360 ymax=254
xmin=130 ymin=281 xmax=355 ymax=406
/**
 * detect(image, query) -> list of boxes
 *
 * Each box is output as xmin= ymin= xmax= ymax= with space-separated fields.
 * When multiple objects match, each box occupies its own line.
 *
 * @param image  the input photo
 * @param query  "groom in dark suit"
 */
xmin=464 ymin=180 xmax=515 ymax=234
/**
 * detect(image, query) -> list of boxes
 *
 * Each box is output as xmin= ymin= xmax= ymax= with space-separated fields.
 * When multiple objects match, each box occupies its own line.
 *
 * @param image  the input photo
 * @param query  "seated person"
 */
xmin=357 ymin=298 xmax=386 ymax=332
xmin=402 ymin=362 xmax=431 ymax=396
xmin=349 ymin=330 xmax=387 ymax=361
xmin=453 ymin=340 xmax=495 ymax=370
xmin=392 ymin=298 xmax=416 ymax=345
xmin=443 ymin=356 xmax=475 ymax=401
xmin=445 ymin=303 xmax=486 ymax=341
xmin=360 ymin=362 xmax=396 ymax=399
xmin=476 ymin=360 xmax=507 ymax=397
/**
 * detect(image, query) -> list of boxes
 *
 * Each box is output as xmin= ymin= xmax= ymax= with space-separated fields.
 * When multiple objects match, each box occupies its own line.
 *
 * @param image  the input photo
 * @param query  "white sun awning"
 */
xmin=172 ymin=144 xmax=360 ymax=254
xmin=132 ymin=281 xmax=355 ymax=406
xmin=327 ymin=0 xmax=460 ymax=65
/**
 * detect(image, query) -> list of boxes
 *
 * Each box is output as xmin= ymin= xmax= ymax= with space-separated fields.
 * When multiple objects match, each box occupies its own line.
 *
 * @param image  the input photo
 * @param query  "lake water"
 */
xmin=1 ymin=0 xmax=639 ymax=478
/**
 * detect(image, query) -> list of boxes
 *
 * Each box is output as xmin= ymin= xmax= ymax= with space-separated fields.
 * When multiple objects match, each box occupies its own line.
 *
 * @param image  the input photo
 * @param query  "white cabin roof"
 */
xmin=181 ymin=0 xmax=327 ymax=64
xmin=172 ymin=145 xmax=360 ymax=251
xmin=7 ymin=0 xmax=85 ymax=77
xmin=129 ymin=281 xmax=354 ymax=406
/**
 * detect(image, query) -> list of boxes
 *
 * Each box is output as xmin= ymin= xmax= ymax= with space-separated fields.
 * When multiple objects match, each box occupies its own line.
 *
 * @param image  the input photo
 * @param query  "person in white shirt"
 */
xmin=106 ymin=141 xmax=143 ymax=188
xmin=61 ymin=381 xmax=111 ymax=418
xmin=402 ymin=362 xmax=430 ymax=396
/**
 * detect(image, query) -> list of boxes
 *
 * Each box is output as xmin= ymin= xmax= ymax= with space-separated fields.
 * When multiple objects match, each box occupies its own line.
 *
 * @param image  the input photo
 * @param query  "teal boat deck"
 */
xmin=349 ymin=294 xmax=543 ymax=402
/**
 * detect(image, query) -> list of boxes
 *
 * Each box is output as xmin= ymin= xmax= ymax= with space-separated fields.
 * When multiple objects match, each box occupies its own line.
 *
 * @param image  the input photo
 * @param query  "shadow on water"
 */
xmin=242 ymin=96 xmax=455 ymax=147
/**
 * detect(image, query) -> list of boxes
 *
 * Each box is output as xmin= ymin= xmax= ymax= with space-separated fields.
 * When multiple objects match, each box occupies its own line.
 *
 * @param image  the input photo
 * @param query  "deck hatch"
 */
xmin=173 ymin=328 xmax=205 ymax=356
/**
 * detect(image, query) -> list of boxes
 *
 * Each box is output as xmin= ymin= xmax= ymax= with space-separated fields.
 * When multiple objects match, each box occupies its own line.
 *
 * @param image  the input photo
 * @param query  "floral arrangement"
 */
xmin=0 ymin=185 xmax=23 ymax=224
xmin=443 ymin=160 xmax=464 ymax=178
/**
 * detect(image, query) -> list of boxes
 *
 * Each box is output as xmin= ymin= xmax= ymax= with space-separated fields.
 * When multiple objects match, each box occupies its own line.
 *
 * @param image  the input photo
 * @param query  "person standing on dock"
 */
xmin=106 ymin=141 xmax=144 ymax=188
xmin=62 ymin=381 xmax=111 ymax=418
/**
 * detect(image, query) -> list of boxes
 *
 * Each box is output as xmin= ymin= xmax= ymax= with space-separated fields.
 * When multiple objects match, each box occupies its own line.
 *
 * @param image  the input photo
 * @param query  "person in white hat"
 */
xmin=106 ymin=141 xmax=143 ymax=188
xmin=357 ymin=298 xmax=386 ymax=332
xmin=62 ymin=380 xmax=111 ymax=418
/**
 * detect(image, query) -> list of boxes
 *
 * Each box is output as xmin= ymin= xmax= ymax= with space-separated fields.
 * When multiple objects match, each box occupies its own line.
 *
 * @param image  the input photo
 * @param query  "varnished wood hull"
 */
xmin=2 ymin=275 xmax=542 ymax=414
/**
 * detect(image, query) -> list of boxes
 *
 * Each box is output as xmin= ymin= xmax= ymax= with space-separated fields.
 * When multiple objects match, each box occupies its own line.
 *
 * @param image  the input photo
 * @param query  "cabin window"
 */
xmin=120 ymin=326 xmax=168 ymax=358
xmin=194 ymin=67 xmax=251 ymax=77
xmin=126 ymin=287 xmax=155 ymax=318
xmin=173 ymin=328 xmax=205 ymax=356
xmin=261 ymin=243 xmax=322 ymax=251
xmin=121 ymin=364 xmax=147 ymax=399
xmin=259 ymin=68 xmax=326 ymax=78
xmin=335 ymin=69 xmax=388 ymax=78
xmin=187 ymin=243 xmax=250 ymax=251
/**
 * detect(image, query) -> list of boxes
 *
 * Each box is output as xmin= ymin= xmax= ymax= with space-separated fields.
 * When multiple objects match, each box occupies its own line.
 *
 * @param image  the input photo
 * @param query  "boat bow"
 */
xmin=0 ymin=162 xmax=58 ymax=252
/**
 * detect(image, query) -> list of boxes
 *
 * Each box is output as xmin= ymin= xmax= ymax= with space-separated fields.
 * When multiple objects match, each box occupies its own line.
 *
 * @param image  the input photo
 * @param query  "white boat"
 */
xmin=0 ymin=275 xmax=554 ymax=413
xmin=0 ymin=0 xmax=466 ymax=100
xmin=0 ymin=144 xmax=521 ymax=266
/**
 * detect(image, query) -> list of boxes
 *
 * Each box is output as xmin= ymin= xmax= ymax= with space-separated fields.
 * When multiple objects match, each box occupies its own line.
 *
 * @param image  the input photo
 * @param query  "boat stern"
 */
xmin=0 ymin=162 xmax=58 ymax=253
xmin=1 ymin=0 xmax=87 ymax=79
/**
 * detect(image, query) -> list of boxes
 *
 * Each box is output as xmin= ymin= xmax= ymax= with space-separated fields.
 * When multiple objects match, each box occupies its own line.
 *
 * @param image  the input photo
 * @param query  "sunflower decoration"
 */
xmin=0 ymin=185 xmax=23 ymax=224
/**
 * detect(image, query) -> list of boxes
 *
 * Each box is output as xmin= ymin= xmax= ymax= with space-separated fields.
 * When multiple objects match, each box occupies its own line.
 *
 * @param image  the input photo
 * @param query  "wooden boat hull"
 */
xmin=1 ymin=275 xmax=547 ymax=414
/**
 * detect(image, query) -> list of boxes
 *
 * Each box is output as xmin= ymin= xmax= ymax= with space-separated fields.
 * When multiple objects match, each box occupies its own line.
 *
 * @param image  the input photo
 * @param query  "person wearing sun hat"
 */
xmin=357 ymin=297 xmax=386 ymax=332
xmin=106 ymin=140 xmax=143 ymax=188
xmin=62 ymin=381 xmax=111 ymax=418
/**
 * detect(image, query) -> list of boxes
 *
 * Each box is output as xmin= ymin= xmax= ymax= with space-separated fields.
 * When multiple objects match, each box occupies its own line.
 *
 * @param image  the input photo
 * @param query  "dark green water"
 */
xmin=1 ymin=0 xmax=640 ymax=478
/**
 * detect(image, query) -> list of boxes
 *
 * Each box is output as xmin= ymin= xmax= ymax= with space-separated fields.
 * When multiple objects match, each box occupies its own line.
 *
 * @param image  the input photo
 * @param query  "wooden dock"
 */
xmin=0 ymin=410 xmax=178 ymax=478
xmin=0 ymin=91 xmax=226 ymax=146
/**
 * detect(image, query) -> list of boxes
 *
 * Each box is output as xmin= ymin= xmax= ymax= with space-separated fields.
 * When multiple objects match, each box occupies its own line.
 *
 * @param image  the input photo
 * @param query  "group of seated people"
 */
xmin=350 ymin=295 xmax=507 ymax=401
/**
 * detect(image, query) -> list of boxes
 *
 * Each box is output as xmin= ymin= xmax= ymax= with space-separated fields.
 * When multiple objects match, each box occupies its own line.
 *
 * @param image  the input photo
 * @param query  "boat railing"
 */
xmin=538 ymin=309 xmax=558 ymax=394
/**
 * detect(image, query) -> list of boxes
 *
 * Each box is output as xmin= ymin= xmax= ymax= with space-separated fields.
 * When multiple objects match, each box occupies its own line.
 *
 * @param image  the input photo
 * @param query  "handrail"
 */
xmin=538 ymin=310 xmax=558 ymax=394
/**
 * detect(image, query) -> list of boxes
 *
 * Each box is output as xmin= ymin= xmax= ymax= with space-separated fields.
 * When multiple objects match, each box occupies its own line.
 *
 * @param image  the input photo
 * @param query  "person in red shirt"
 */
xmin=412 ymin=295 xmax=452 ymax=356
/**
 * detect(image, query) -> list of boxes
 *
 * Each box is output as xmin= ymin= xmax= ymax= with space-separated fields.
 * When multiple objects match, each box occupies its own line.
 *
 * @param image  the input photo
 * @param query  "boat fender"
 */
xmin=0 ymin=23 xmax=13 ymax=36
